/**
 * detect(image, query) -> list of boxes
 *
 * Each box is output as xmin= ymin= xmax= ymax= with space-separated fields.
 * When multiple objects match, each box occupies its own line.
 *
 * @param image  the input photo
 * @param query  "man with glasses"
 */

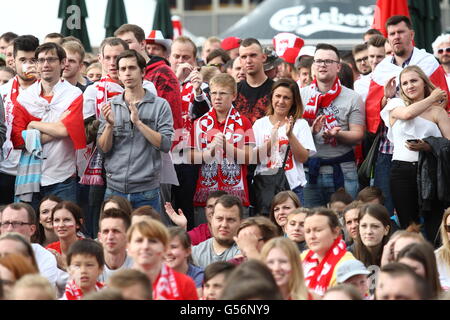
xmin=353 ymin=43 xmax=372 ymax=102
xmin=0 ymin=35 xmax=39 ymax=205
xmin=301 ymin=43 xmax=365 ymax=207
xmin=11 ymin=42 xmax=86 ymax=207
xmin=432 ymin=33 xmax=450 ymax=89
xmin=0 ymin=203 xmax=58 ymax=287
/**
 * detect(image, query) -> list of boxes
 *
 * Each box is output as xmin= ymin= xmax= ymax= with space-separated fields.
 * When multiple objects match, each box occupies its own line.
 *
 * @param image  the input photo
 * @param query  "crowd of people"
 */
xmin=0 ymin=14 xmax=450 ymax=300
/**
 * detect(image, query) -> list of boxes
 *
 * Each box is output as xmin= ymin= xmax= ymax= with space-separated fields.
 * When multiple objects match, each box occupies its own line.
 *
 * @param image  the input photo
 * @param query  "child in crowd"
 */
xmin=201 ymin=261 xmax=236 ymax=300
xmin=62 ymin=239 xmax=105 ymax=300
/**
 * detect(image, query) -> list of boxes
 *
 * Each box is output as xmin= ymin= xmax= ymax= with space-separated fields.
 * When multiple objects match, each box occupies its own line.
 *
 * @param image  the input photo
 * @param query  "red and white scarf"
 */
xmin=303 ymin=77 xmax=342 ymax=146
xmin=153 ymin=263 xmax=181 ymax=300
xmin=303 ymin=236 xmax=347 ymax=296
xmin=193 ymin=107 xmax=248 ymax=206
xmin=94 ymin=75 xmax=123 ymax=118
xmin=181 ymin=81 xmax=195 ymax=135
xmin=1 ymin=77 xmax=22 ymax=161
xmin=64 ymin=279 xmax=104 ymax=300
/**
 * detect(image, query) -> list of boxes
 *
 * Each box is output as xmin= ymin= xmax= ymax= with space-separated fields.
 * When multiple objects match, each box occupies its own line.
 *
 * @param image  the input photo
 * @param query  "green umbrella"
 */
xmin=408 ymin=0 xmax=441 ymax=54
xmin=152 ymin=0 xmax=174 ymax=40
xmin=105 ymin=0 xmax=128 ymax=38
xmin=58 ymin=0 xmax=92 ymax=52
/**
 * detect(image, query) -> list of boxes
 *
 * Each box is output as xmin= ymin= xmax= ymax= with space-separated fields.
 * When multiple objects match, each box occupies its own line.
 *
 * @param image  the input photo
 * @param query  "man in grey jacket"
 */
xmin=97 ymin=50 xmax=174 ymax=213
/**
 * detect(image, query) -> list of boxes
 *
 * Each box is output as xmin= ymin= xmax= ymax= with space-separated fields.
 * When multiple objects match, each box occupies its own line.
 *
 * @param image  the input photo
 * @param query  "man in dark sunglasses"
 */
xmin=432 ymin=33 xmax=450 ymax=89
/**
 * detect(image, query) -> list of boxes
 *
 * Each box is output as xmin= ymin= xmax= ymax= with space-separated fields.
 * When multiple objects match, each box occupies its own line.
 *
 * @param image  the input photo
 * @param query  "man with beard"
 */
xmin=191 ymin=195 xmax=242 ymax=268
xmin=366 ymin=15 xmax=450 ymax=137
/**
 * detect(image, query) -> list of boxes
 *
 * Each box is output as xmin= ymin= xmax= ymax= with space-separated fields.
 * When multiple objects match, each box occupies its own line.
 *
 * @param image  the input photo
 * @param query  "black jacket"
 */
xmin=417 ymin=136 xmax=450 ymax=210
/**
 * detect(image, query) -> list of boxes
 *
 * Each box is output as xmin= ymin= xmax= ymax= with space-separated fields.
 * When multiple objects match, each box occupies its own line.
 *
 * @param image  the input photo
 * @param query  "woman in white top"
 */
xmin=253 ymin=78 xmax=316 ymax=207
xmin=435 ymin=207 xmax=450 ymax=291
xmin=380 ymin=65 xmax=449 ymax=232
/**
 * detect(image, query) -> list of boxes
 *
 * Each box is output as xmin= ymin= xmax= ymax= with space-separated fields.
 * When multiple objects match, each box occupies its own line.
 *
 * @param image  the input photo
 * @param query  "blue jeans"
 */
xmin=29 ymin=176 xmax=77 ymax=212
xmin=373 ymin=152 xmax=395 ymax=217
xmin=104 ymin=187 xmax=161 ymax=213
xmin=292 ymin=185 xmax=305 ymax=206
xmin=303 ymin=170 xmax=359 ymax=208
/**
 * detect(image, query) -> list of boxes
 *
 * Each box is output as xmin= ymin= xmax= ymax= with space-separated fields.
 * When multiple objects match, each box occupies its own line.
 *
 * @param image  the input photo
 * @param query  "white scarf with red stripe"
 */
xmin=366 ymin=47 xmax=450 ymax=133
xmin=303 ymin=77 xmax=342 ymax=146
xmin=64 ymin=279 xmax=104 ymax=300
xmin=17 ymin=79 xmax=86 ymax=149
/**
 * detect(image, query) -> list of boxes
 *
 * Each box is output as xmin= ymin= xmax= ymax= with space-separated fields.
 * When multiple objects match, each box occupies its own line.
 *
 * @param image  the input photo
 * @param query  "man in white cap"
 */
xmin=145 ymin=30 xmax=172 ymax=59
xmin=336 ymin=259 xmax=371 ymax=299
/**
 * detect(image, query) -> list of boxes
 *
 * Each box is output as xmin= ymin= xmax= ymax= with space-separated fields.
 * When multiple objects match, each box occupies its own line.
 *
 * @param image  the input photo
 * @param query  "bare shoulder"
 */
xmin=430 ymin=106 xmax=448 ymax=121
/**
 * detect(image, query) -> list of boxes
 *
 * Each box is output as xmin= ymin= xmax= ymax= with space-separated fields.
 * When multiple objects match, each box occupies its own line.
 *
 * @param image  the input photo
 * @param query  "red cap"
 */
xmin=221 ymin=37 xmax=241 ymax=51
xmin=280 ymin=47 xmax=301 ymax=64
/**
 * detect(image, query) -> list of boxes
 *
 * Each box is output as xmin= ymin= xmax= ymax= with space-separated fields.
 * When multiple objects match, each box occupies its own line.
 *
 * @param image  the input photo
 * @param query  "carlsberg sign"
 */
xmin=270 ymin=5 xmax=375 ymax=37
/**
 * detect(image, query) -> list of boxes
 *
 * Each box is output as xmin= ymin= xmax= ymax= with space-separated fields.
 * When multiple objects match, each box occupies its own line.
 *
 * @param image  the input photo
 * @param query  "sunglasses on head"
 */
xmin=445 ymin=225 xmax=450 ymax=232
xmin=437 ymin=47 xmax=450 ymax=54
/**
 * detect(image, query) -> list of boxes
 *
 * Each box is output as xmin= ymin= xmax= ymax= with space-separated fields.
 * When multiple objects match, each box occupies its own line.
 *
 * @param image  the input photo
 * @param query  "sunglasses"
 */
xmin=437 ymin=47 xmax=450 ymax=54
xmin=445 ymin=225 xmax=450 ymax=232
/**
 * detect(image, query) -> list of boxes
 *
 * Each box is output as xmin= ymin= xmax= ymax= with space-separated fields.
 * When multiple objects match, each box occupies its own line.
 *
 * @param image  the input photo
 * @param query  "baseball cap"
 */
xmin=263 ymin=47 xmax=283 ymax=71
xmin=145 ymin=30 xmax=172 ymax=53
xmin=298 ymin=45 xmax=316 ymax=58
xmin=221 ymin=37 xmax=241 ymax=51
xmin=336 ymin=259 xmax=371 ymax=283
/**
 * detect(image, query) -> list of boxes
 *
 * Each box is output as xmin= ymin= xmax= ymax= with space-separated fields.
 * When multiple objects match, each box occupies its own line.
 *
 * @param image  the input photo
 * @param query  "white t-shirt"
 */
xmin=98 ymin=254 xmax=134 ymax=283
xmin=32 ymin=243 xmax=58 ymax=286
xmin=253 ymin=116 xmax=316 ymax=189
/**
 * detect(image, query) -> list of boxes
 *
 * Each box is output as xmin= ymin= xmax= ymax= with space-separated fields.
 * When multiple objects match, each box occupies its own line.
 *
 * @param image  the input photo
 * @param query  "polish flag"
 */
xmin=365 ymin=48 xmax=450 ymax=134
xmin=371 ymin=0 xmax=411 ymax=37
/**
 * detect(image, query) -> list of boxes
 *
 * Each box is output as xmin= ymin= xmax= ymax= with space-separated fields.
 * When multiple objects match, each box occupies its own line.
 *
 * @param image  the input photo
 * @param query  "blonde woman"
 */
xmin=260 ymin=237 xmax=316 ymax=300
xmin=380 ymin=65 xmax=449 ymax=240
xmin=435 ymin=207 xmax=450 ymax=291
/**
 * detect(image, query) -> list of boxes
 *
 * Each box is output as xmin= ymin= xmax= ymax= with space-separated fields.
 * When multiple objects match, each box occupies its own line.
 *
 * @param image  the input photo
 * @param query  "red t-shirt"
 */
xmin=46 ymin=238 xmax=82 ymax=254
xmin=188 ymin=223 xmax=211 ymax=246
xmin=46 ymin=241 xmax=63 ymax=254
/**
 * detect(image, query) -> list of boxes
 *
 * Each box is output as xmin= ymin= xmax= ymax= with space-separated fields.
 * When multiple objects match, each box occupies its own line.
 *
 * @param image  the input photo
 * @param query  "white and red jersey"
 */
xmin=365 ymin=47 xmax=450 ymax=134
xmin=12 ymin=80 xmax=86 ymax=186
xmin=0 ymin=76 xmax=28 ymax=175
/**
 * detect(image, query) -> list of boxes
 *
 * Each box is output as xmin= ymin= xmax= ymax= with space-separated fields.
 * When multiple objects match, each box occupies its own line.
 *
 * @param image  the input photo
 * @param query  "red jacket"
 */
xmin=144 ymin=57 xmax=183 ymax=131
